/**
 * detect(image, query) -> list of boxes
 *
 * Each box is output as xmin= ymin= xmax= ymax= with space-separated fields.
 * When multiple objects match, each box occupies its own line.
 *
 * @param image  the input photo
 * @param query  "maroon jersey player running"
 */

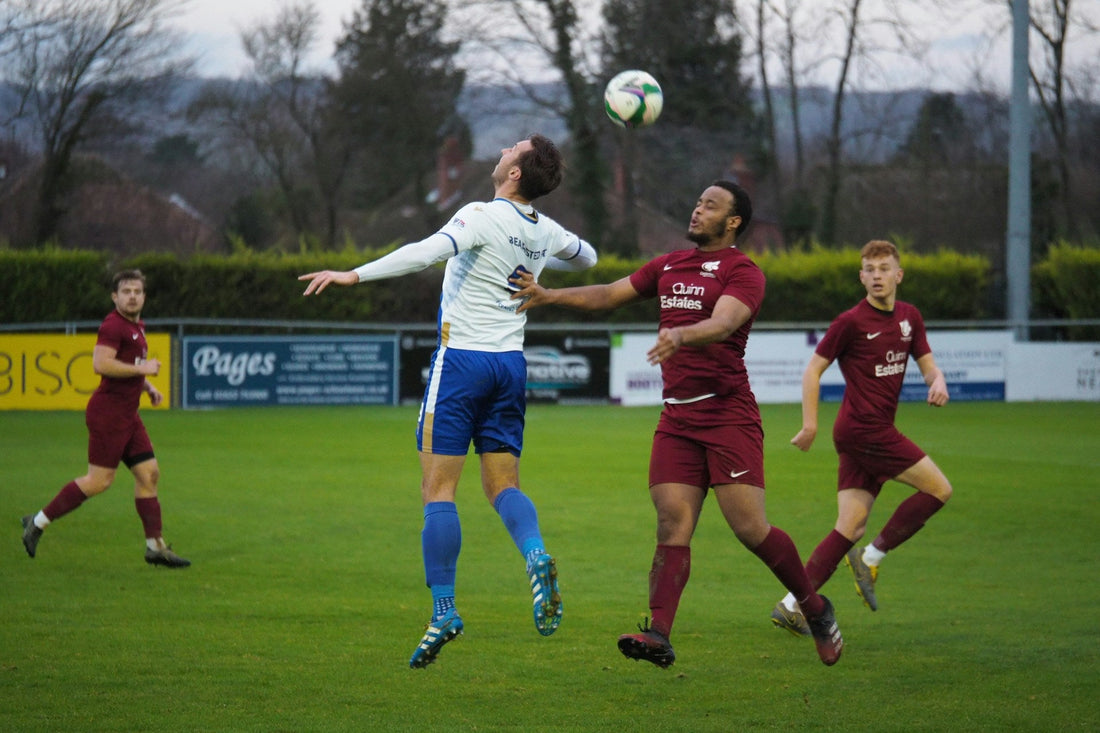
xmin=512 ymin=180 xmax=843 ymax=667
xmin=771 ymin=240 xmax=952 ymax=635
xmin=21 ymin=270 xmax=190 ymax=568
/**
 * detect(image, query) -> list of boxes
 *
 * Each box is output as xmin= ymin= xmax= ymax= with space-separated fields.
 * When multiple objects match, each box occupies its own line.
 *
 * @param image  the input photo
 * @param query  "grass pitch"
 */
xmin=2 ymin=401 xmax=1098 ymax=731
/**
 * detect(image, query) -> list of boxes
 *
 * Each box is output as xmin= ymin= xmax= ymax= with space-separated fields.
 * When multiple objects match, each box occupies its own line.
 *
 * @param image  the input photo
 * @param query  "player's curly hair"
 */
xmin=861 ymin=240 xmax=900 ymax=263
xmin=711 ymin=179 xmax=753 ymax=236
xmin=516 ymin=134 xmax=564 ymax=201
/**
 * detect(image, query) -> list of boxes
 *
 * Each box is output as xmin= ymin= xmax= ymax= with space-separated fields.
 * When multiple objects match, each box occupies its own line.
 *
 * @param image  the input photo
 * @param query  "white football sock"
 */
xmin=33 ymin=511 xmax=50 ymax=529
xmin=862 ymin=544 xmax=886 ymax=567
xmin=781 ymin=593 xmax=798 ymax=612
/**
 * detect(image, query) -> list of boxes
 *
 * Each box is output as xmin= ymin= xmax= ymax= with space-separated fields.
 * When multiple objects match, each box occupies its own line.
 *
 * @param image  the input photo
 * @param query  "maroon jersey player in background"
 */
xmin=511 ymin=180 xmax=843 ymax=667
xmin=771 ymin=239 xmax=952 ymax=635
xmin=21 ymin=269 xmax=190 ymax=568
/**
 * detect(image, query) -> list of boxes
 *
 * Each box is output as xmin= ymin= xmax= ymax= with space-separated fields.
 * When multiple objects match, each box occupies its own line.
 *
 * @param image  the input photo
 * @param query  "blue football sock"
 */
xmin=432 ymin=587 xmax=456 ymax=620
xmin=422 ymin=502 xmax=461 ymax=604
xmin=493 ymin=488 xmax=545 ymax=562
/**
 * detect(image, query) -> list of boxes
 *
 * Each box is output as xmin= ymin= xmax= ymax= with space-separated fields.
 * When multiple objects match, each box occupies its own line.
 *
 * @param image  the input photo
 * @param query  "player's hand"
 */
xmin=140 ymin=358 xmax=161 ymax=377
xmin=647 ymin=327 xmax=683 ymax=365
xmin=927 ymin=377 xmax=949 ymax=407
xmin=790 ymin=427 xmax=816 ymax=452
xmin=146 ymin=385 xmax=163 ymax=406
xmin=510 ymin=269 xmax=549 ymax=313
xmin=299 ymin=270 xmax=358 ymax=295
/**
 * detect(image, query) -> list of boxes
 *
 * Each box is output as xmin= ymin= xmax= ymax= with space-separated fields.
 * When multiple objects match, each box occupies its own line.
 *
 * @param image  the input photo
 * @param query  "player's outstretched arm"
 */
xmin=300 ymin=234 xmax=458 ymax=295
xmin=511 ymin=273 xmax=638 ymax=313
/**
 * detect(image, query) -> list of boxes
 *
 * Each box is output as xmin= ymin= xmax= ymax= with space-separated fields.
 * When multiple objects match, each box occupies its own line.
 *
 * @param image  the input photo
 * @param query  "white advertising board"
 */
xmin=611 ymin=329 xmax=1015 ymax=406
xmin=1006 ymin=342 xmax=1100 ymax=401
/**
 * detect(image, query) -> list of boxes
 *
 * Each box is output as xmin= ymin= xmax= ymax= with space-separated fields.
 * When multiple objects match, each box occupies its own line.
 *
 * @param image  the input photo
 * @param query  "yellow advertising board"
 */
xmin=0 ymin=333 xmax=172 ymax=410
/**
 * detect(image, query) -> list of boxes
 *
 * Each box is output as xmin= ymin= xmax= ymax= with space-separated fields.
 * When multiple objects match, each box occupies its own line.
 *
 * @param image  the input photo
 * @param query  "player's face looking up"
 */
xmin=491 ymin=139 xmax=534 ymax=188
xmin=859 ymin=255 xmax=903 ymax=308
xmin=111 ymin=279 xmax=146 ymax=321
xmin=686 ymin=185 xmax=740 ymax=247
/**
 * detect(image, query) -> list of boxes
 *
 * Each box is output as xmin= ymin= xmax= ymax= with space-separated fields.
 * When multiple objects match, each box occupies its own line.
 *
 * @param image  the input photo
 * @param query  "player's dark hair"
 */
xmin=861 ymin=239 xmax=900 ymax=264
xmin=112 ymin=269 xmax=147 ymax=292
xmin=711 ymin=179 xmax=752 ymax=236
xmin=516 ymin=134 xmax=564 ymax=201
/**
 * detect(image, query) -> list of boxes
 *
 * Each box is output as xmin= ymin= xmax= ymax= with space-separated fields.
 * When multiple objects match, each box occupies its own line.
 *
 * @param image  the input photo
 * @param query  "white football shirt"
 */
xmin=435 ymin=198 xmax=589 ymax=352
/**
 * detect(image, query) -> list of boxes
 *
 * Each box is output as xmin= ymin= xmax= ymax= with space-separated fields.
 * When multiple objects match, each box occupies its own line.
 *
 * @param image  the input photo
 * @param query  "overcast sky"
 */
xmin=174 ymin=0 xmax=1099 ymax=94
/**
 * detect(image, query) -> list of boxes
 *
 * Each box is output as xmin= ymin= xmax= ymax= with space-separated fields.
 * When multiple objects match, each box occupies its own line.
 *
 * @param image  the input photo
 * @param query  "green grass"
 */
xmin=2 ymin=401 xmax=1098 ymax=731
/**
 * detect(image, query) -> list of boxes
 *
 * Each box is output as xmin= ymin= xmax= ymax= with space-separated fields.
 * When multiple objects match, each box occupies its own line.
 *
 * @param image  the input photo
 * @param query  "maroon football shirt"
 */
xmin=630 ymin=245 xmax=765 ymax=418
xmin=816 ymin=299 xmax=931 ymax=430
xmin=89 ymin=309 xmax=149 ymax=416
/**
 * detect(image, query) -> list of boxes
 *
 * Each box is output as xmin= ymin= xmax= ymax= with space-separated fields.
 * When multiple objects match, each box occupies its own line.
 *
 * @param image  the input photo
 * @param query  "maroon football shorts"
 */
xmin=833 ymin=424 xmax=926 ymax=496
xmin=648 ymin=400 xmax=765 ymax=490
xmin=86 ymin=412 xmax=154 ymax=468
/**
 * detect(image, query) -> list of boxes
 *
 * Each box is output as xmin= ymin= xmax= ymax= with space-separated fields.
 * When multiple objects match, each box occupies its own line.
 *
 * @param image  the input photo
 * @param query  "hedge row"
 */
xmin=1032 ymin=241 xmax=1100 ymax=339
xmin=4 ymin=243 xmax=1092 ymax=328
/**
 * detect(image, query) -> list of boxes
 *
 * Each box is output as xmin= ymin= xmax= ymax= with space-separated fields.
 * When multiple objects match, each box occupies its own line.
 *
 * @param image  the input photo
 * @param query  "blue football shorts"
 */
xmin=417 ymin=346 xmax=526 ymax=456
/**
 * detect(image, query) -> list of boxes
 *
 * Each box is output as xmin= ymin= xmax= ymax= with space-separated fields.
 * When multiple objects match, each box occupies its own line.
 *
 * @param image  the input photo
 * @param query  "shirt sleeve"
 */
xmin=544 ymin=237 xmax=597 ymax=271
xmin=354 ymin=233 xmax=458 ymax=283
xmin=908 ymin=306 xmax=932 ymax=360
xmin=723 ymin=261 xmax=765 ymax=314
xmin=96 ymin=314 xmax=123 ymax=350
xmin=815 ymin=312 xmax=851 ymax=362
xmin=628 ymin=255 xmax=666 ymax=299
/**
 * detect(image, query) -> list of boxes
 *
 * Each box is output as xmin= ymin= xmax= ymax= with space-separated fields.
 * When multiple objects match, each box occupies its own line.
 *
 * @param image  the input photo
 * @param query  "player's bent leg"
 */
xmin=896 ymin=456 xmax=953 ymax=504
xmin=834 ymin=489 xmax=877 ymax=609
xmin=76 ymin=465 xmax=118 ymax=497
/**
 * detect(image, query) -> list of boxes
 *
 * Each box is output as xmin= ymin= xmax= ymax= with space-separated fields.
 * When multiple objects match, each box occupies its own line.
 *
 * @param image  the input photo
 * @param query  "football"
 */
xmin=603 ymin=70 xmax=663 ymax=128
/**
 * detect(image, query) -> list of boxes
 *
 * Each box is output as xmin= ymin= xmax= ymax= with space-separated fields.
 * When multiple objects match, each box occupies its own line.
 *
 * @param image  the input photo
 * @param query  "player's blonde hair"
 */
xmin=860 ymin=240 xmax=900 ymax=264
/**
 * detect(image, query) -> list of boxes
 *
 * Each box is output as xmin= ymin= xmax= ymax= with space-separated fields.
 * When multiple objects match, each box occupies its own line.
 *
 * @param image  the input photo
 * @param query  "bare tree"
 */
xmin=241 ymin=2 xmax=352 ymax=248
xmin=0 ymin=0 xmax=192 ymax=246
xmin=818 ymin=0 xmax=863 ymax=246
xmin=190 ymin=2 xmax=356 ymax=248
xmin=744 ymin=0 xmax=938 ymax=244
xmin=962 ymin=0 xmax=1099 ymax=240
xmin=456 ymin=0 xmax=608 ymax=246
xmin=1025 ymin=0 xmax=1099 ymax=238
xmin=741 ymin=0 xmax=816 ymax=242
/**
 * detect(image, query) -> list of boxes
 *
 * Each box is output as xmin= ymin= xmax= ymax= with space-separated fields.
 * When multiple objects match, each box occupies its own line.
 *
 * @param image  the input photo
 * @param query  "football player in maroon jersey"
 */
xmin=771 ymin=239 xmax=951 ymax=634
xmin=21 ymin=270 xmax=189 ymax=568
xmin=512 ymin=181 xmax=843 ymax=667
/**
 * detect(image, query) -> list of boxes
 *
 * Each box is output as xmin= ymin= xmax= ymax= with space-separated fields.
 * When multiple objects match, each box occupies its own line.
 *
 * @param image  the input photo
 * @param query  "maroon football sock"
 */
xmin=873 ymin=492 xmax=945 ymax=552
xmin=648 ymin=544 xmax=690 ymax=638
xmin=42 ymin=481 xmax=88 ymax=522
xmin=751 ymin=526 xmax=824 ymax=617
xmin=805 ymin=530 xmax=856 ymax=591
xmin=135 ymin=497 xmax=163 ymax=540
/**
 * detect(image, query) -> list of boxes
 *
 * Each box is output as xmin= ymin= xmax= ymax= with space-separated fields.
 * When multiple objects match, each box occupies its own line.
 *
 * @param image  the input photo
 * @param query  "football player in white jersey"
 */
xmin=299 ymin=134 xmax=596 ymax=668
